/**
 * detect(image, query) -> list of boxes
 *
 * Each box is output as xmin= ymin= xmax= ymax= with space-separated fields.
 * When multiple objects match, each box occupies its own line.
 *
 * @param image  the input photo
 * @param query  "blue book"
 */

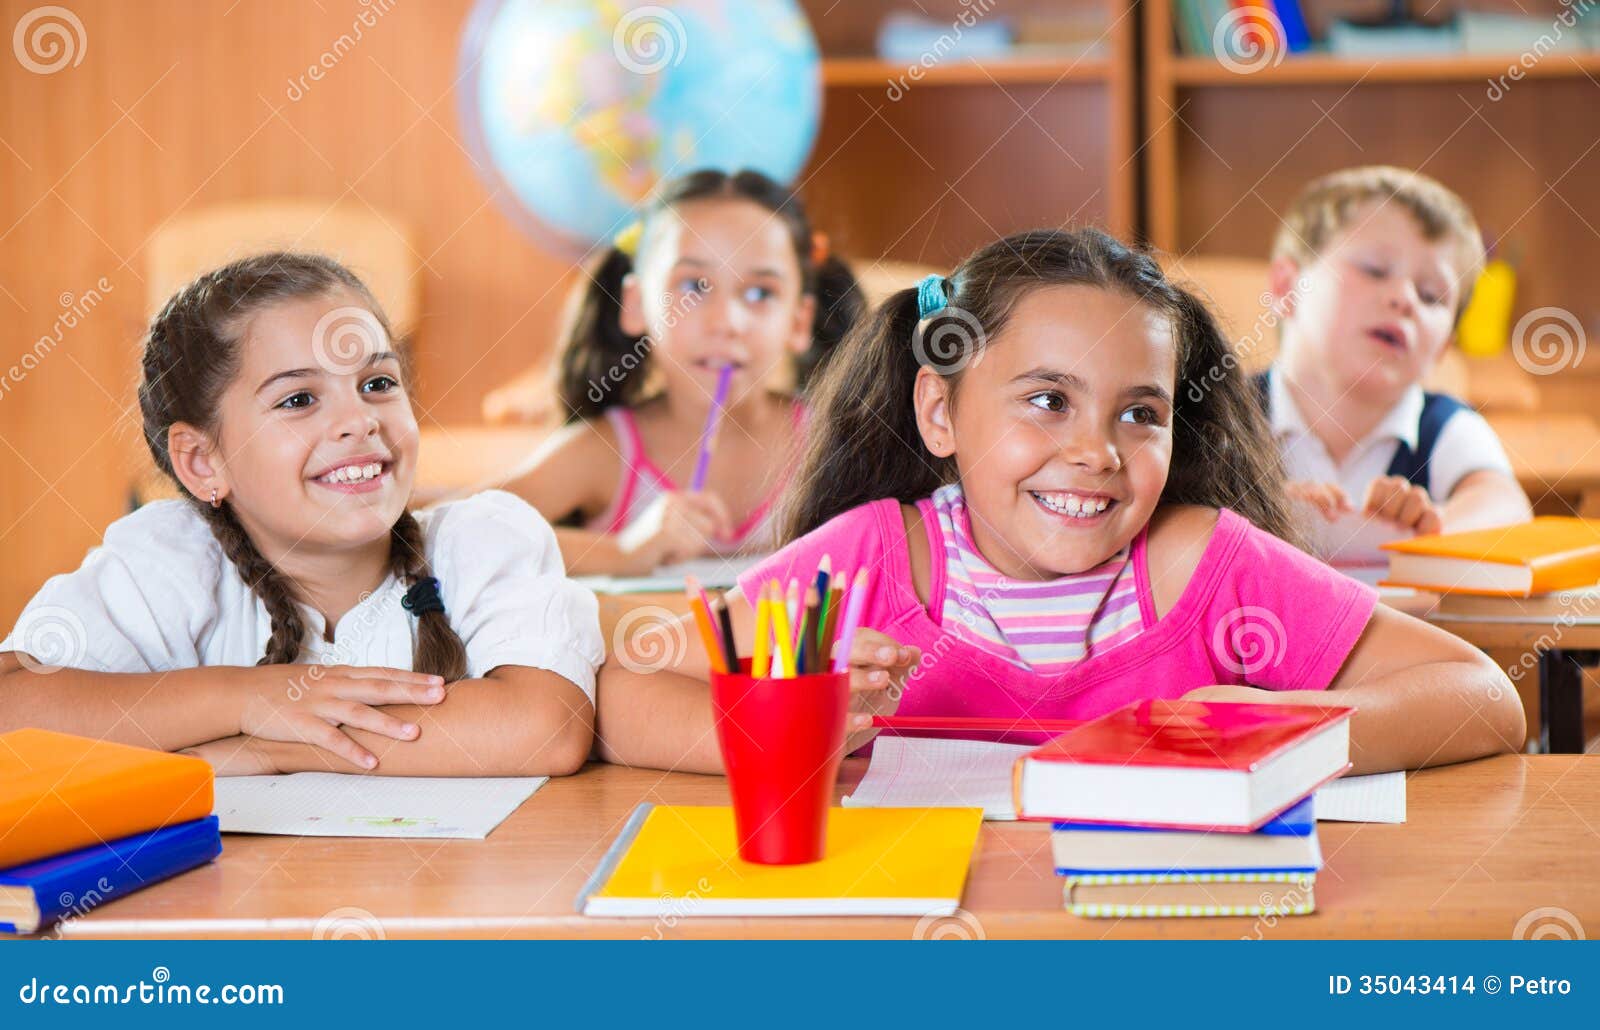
xmin=1051 ymin=796 xmax=1321 ymax=876
xmin=0 ymin=816 xmax=221 ymax=934
xmin=1054 ymin=795 xmax=1315 ymax=836
xmin=1271 ymin=0 xmax=1313 ymax=53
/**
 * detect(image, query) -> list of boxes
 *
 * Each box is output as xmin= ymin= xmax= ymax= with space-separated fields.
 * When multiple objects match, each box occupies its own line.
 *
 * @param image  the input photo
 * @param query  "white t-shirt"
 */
xmin=1266 ymin=368 xmax=1515 ymax=581
xmin=0 ymin=490 xmax=604 ymax=699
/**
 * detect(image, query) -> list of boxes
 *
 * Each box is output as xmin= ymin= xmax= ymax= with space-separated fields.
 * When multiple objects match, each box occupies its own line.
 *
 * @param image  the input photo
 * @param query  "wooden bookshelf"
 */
xmin=1142 ymin=0 xmax=1600 ymax=357
xmin=822 ymin=55 xmax=1114 ymax=87
xmin=1167 ymin=51 xmax=1600 ymax=85
xmin=798 ymin=0 xmax=1138 ymax=269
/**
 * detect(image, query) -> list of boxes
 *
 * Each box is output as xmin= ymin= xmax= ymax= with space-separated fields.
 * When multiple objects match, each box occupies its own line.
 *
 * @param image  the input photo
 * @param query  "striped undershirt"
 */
xmin=930 ymin=483 xmax=1148 ymax=675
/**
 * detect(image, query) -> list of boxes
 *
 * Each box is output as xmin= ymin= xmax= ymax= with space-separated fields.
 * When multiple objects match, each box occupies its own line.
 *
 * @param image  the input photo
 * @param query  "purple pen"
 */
xmin=691 ymin=362 xmax=734 ymax=492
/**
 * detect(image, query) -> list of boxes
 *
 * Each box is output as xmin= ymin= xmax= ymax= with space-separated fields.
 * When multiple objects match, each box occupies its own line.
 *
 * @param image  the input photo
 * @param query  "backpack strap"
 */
xmin=1385 ymin=391 xmax=1468 ymax=494
xmin=1252 ymin=371 xmax=1271 ymax=415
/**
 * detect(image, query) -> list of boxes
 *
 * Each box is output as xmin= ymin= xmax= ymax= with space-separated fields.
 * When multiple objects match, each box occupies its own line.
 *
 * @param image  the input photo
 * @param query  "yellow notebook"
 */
xmin=579 ymin=804 xmax=983 ymax=917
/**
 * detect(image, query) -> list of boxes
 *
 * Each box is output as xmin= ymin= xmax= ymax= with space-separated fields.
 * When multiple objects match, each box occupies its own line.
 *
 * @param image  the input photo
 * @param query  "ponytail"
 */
xmin=553 ymin=246 xmax=651 ymax=423
xmin=797 ymin=251 xmax=865 ymax=388
xmin=780 ymin=286 xmax=952 ymax=540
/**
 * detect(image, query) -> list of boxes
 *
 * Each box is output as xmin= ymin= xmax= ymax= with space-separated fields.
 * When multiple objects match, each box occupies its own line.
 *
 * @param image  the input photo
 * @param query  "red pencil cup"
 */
xmin=710 ymin=659 xmax=850 ymax=865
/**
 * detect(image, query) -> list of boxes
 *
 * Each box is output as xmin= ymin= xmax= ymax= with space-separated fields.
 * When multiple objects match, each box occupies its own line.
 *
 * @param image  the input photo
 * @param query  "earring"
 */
xmin=210 ymin=488 xmax=220 ymax=509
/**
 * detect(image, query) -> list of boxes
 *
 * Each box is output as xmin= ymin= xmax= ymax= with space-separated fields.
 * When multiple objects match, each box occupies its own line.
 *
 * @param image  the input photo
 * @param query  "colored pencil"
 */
xmin=813 ymin=557 xmax=832 ymax=655
xmin=686 ymin=585 xmax=727 ymax=674
xmin=712 ymin=594 xmax=739 ymax=674
xmin=785 ymin=579 xmax=801 ymax=653
xmin=796 ymin=586 xmax=820 ymax=675
xmin=751 ymin=582 xmax=773 ymax=677
xmin=690 ymin=363 xmax=734 ymax=492
xmin=818 ymin=584 xmax=843 ymax=669
xmin=830 ymin=569 xmax=870 ymax=673
xmin=768 ymin=579 xmax=797 ymax=678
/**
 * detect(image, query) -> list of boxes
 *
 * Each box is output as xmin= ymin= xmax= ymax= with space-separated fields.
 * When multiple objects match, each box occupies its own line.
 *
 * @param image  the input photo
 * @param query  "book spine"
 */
xmin=28 ymin=821 xmax=221 ymax=930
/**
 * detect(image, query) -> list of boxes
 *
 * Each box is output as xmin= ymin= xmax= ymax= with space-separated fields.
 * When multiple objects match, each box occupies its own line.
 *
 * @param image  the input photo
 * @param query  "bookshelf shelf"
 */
xmin=1167 ymin=52 xmax=1600 ymax=86
xmin=1143 ymin=0 xmax=1600 ymax=354
xmin=822 ymin=55 xmax=1113 ymax=87
xmin=800 ymin=1 xmax=1136 ymax=267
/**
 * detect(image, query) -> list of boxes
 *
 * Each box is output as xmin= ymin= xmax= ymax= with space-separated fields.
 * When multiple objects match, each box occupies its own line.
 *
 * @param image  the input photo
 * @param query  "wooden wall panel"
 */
xmin=0 ymin=0 xmax=578 ymax=625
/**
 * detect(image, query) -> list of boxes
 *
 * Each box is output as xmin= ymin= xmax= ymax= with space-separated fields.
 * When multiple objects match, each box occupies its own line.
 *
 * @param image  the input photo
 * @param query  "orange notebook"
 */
xmin=0 ymin=729 xmax=214 ymax=868
xmin=1380 ymin=518 xmax=1600 ymax=597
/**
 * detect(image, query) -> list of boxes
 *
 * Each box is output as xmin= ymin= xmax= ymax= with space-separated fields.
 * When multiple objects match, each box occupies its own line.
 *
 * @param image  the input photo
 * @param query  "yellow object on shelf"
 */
xmin=1457 ymin=257 xmax=1517 ymax=357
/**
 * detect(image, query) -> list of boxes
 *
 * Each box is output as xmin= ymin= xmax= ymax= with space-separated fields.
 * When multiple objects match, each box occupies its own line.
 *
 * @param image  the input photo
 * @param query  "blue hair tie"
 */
xmin=402 ymin=577 xmax=446 ymax=617
xmin=916 ymin=274 xmax=949 ymax=320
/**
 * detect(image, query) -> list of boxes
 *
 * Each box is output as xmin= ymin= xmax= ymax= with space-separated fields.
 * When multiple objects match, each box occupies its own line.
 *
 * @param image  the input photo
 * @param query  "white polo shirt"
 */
xmin=1 ymin=490 xmax=605 ymax=698
xmin=1266 ymin=368 xmax=1514 ymax=581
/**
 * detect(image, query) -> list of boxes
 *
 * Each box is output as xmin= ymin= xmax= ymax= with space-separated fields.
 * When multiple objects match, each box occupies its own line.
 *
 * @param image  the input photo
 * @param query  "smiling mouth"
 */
xmin=1030 ymin=490 xmax=1115 ymax=520
xmin=311 ymin=460 xmax=391 ymax=488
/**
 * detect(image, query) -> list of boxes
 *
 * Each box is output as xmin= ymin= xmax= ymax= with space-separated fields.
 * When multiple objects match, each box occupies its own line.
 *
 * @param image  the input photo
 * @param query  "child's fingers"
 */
xmin=341 ymin=666 xmax=447 ymax=687
xmin=685 ymin=491 xmax=735 ymax=539
xmin=1362 ymin=476 xmax=1408 ymax=519
xmin=844 ymin=629 xmax=913 ymax=669
xmin=1396 ymin=485 xmax=1434 ymax=530
xmin=1414 ymin=507 xmax=1444 ymax=537
xmin=325 ymin=700 xmax=422 ymax=742
xmin=330 ymin=676 xmax=448 ymax=706
xmin=306 ymin=721 xmax=377 ymax=770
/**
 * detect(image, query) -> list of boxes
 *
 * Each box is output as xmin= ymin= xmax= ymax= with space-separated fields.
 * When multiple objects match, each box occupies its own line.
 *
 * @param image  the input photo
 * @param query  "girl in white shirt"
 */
xmin=0 ymin=253 xmax=602 ymax=777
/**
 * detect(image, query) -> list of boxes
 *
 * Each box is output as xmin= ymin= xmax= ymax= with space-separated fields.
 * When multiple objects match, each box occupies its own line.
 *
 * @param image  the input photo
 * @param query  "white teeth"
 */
xmin=320 ymin=462 xmax=384 ymax=484
xmin=1034 ymin=492 xmax=1111 ymax=518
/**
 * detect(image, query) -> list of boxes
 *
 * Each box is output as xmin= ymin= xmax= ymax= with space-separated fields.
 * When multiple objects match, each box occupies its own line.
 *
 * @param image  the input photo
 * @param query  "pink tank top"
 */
xmin=586 ymin=406 xmax=795 ymax=555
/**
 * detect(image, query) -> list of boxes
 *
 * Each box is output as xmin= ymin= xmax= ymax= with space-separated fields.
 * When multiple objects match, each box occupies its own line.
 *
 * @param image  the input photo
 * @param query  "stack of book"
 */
xmin=0 ymin=729 xmax=219 ymax=934
xmin=1013 ymin=699 xmax=1352 ymax=918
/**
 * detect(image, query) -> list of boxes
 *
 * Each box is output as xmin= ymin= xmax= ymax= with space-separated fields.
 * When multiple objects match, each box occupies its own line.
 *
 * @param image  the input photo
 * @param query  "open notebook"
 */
xmin=214 ymin=774 xmax=546 ymax=838
xmin=843 ymin=735 xmax=1406 ymax=823
xmin=574 ymin=555 xmax=762 ymax=594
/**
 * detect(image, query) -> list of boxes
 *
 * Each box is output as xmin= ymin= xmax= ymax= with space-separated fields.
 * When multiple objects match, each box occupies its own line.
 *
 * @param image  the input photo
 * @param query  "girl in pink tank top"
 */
xmin=502 ymin=169 xmax=863 ymax=575
xmin=597 ymin=227 xmax=1523 ymax=777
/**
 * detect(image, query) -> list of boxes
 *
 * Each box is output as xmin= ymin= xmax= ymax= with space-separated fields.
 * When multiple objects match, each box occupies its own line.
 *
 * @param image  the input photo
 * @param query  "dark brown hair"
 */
xmin=781 ymin=227 xmax=1298 ymax=546
xmin=554 ymin=168 xmax=865 ymax=422
xmin=138 ymin=252 xmax=468 ymax=680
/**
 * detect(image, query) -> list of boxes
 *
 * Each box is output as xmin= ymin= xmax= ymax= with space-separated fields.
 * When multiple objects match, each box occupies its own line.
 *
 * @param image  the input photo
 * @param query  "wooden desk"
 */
xmin=1485 ymin=413 xmax=1600 ymax=507
xmin=43 ymin=756 xmax=1598 ymax=940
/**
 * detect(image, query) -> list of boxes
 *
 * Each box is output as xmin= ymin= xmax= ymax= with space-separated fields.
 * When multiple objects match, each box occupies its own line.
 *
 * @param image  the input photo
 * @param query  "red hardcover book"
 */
xmin=1013 ymin=699 xmax=1354 ymax=832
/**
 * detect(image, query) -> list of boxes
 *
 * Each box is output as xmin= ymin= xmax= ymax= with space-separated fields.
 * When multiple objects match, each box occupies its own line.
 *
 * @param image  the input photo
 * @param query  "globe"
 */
xmin=458 ymin=0 xmax=822 ymax=257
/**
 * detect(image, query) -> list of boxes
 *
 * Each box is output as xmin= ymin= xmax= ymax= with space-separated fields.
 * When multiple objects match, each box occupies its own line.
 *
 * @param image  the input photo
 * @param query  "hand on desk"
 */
xmin=839 ymin=628 xmax=920 ymax=753
xmin=236 ymin=664 xmax=447 ymax=770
